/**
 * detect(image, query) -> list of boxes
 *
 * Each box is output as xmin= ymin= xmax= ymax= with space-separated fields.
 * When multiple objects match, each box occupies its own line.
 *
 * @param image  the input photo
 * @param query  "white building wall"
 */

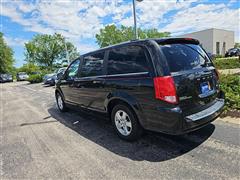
xmin=178 ymin=29 xmax=214 ymax=53
xmin=212 ymin=29 xmax=234 ymax=55
xmin=177 ymin=28 xmax=234 ymax=55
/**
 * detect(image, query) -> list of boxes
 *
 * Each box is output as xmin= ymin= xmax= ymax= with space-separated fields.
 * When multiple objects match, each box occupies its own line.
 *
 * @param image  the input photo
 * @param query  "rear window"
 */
xmin=160 ymin=44 xmax=211 ymax=73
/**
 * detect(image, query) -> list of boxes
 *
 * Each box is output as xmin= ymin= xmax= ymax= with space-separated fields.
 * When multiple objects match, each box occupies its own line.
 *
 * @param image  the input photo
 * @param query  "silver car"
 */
xmin=17 ymin=72 xmax=29 ymax=81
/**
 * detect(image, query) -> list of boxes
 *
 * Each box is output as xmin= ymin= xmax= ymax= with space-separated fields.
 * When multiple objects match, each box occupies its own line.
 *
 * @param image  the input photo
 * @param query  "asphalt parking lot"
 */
xmin=1 ymin=81 xmax=240 ymax=179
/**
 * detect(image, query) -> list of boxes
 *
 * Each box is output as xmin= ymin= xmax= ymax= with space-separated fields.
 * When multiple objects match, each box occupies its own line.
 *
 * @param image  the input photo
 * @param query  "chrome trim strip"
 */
xmin=75 ymin=72 xmax=149 ymax=80
xmin=75 ymin=75 xmax=107 ymax=80
xmin=185 ymin=99 xmax=224 ymax=122
xmin=106 ymin=72 xmax=149 ymax=77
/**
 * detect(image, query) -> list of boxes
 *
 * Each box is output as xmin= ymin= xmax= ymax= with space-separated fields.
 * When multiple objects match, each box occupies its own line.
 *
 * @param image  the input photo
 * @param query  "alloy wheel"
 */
xmin=114 ymin=110 xmax=132 ymax=136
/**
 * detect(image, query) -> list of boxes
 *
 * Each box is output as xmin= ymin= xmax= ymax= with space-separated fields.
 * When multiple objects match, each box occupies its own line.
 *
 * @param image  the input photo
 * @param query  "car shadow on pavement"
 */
xmin=48 ymin=107 xmax=215 ymax=162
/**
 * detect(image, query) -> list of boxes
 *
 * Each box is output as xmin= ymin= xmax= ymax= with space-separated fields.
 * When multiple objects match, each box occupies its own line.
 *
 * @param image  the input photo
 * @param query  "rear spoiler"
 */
xmin=156 ymin=38 xmax=200 ymax=45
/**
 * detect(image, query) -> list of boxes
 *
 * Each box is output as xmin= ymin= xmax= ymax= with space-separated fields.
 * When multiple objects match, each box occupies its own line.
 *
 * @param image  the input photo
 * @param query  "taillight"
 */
xmin=153 ymin=76 xmax=178 ymax=104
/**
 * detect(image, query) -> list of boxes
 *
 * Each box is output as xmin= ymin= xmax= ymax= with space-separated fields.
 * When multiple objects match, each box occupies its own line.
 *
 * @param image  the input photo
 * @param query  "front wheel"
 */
xmin=56 ymin=92 xmax=67 ymax=112
xmin=111 ymin=104 xmax=143 ymax=141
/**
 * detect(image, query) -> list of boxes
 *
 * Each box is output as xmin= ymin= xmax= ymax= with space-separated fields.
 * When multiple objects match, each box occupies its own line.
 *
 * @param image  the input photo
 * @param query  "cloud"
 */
xmin=160 ymin=3 xmax=240 ymax=41
xmin=228 ymin=0 xmax=238 ymax=5
xmin=1 ymin=1 xmax=130 ymax=38
xmin=75 ymin=43 xmax=98 ymax=55
xmin=129 ymin=0 xmax=199 ymax=28
xmin=3 ymin=36 xmax=27 ymax=47
xmin=1 ymin=0 xmax=240 ymax=53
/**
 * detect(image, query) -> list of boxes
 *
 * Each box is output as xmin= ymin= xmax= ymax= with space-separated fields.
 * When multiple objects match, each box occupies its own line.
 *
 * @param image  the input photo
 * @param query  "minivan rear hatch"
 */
xmin=158 ymin=39 xmax=220 ymax=116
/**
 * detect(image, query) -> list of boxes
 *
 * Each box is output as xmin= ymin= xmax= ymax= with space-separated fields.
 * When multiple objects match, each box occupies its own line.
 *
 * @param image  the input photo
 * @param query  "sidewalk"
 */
xmin=219 ymin=68 xmax=240 ymax=75
xmin=217 ymin=116 xmax=240 ymax=125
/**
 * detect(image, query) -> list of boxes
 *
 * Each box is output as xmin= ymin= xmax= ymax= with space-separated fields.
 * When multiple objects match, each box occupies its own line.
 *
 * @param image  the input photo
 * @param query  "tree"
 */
xmin=25 ymin=33 xmax=79 ymax=70
xmin=96 ymin=25 xmax=171 ymax=48
xmin=0 ymin=32 xmax=15 ymax=73
xmin=17 ymin=63 xmax=40 ymax=74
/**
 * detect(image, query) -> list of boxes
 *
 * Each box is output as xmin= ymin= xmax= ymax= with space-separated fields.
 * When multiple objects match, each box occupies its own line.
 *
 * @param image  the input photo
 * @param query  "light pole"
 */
xmin=132 ymin=0 xmax=143 ymax=39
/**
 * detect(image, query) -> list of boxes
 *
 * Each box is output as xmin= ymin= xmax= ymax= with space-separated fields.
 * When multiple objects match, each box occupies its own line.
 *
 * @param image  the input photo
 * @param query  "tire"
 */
xmin=56 ymin=92 xmax=67 ymax=112
xmin=50 ymin=80 xmax=55 ymax=86
xmin=111 ymin=104 xmax=143 ymax=141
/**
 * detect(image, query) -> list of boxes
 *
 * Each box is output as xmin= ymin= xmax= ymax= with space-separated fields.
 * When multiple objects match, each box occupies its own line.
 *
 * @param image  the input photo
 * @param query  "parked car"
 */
xmin=55 ymin=38 xmax=225 ymax=141
xmin=0 ymin=74 xmax=13 ymax=83
xmin=16 ymin=72 xmax=29 ymax=81
xmin=30 ymin=71 xmax=41 ymax=75
xmin=43 ymin=68 xmax=66 ymax=86
xmin=225 ymin=48 xmax=240 ymax=57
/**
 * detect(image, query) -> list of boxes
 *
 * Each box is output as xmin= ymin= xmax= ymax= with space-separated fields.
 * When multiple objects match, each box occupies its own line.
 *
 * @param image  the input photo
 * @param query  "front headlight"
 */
xmin=47 ymin=78 xmax=52 ymax=81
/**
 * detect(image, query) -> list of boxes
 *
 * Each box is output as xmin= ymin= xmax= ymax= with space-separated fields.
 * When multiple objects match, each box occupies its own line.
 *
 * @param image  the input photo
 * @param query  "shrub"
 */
xmin=28 ymin=74 xmax=43 ymax=84
xmin=213 ymin=57 xmax=240 ymax=69
xmin=215 ymin=54 xmax=224 ymax=58
xmin=219 ymin=74 xmax=240 ymax=112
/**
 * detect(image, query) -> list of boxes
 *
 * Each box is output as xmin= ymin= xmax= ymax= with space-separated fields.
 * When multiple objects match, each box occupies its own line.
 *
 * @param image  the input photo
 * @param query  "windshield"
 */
xmin=19 ymin=72 xmax=27 ymax=75
xmin=229 ymin=49 xmax=238 ymax=53
xmin=32 ymin=72 xmax=39 ymax=75
xmin=160 ymin=43 xmax=212 ymax=73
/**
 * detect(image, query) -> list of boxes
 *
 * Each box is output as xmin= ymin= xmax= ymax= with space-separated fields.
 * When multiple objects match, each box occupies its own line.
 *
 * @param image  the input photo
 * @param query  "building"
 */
xmin=177 ymin=28 xmax=235 ymax=55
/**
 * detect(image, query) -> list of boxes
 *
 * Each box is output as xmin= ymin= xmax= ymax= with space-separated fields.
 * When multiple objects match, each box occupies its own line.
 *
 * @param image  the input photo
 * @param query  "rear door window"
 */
xmin=160 ymin=44 xmax=211 ymax=73
xmin=107 ymin=45 xmax=149 ymax=75
xmin=80 ymin=52 xmax=105 ymax=77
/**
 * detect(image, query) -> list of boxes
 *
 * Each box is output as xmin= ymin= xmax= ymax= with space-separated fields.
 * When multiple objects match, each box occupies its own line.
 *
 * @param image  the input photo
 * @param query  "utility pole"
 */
xmin=132 ymin=0 xmax=143 ymax=40
xmin=132 ymin=0 xmax=137 ymax=39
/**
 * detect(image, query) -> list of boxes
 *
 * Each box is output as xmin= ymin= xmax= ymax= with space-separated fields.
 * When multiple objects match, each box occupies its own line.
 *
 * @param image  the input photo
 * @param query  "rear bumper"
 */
xmin=4 ymin=80 xmax=13 ymax=82
xmin=17 ymin=77 xmax=28 ymax=81
xmin=43 ymin=79 xmax=55 ymax=85
xmin=143 ymin=98 xmax=225 ymax=135
xmin=0 ymin=79 xmax=12 ymax=82
xmin=181 ymin=98 xmax=224 ymax=134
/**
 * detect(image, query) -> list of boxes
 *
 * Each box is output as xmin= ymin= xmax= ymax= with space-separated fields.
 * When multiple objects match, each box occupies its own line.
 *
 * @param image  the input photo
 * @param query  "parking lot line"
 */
xmin=22 ymin=86 xmax=37 ymax=92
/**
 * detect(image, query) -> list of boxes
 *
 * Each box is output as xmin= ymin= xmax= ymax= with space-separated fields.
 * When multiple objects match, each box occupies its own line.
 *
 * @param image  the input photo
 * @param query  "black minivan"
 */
xmin=55 ymin=38 xmax=224 ymax=141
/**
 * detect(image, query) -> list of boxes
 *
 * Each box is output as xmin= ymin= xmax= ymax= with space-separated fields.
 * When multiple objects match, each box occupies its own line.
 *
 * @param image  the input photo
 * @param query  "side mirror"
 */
xmin=57 ymin=72 xmax=64 ymax=79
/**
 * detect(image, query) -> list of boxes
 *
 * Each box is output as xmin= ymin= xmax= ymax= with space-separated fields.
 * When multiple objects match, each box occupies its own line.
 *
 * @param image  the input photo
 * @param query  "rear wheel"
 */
xmin=111 ymin=104 xmax=143 ymax=141
xmin=56 ymin=92 xmax=67 ymax=112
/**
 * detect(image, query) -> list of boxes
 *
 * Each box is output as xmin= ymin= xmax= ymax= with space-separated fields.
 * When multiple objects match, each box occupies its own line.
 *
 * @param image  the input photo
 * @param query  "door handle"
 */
xmin=93 ymin=80 xmax=102 ymax=84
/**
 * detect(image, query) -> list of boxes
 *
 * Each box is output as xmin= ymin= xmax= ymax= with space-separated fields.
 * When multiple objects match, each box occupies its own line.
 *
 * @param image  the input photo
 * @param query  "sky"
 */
xmin=1 ymin=0 xmax=239 ymax=67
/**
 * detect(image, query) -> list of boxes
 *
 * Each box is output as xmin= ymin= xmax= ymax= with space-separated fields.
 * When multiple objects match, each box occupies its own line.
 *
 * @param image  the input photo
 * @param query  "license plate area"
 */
xmin=200 ymin=81 xmax=211 ymax=94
